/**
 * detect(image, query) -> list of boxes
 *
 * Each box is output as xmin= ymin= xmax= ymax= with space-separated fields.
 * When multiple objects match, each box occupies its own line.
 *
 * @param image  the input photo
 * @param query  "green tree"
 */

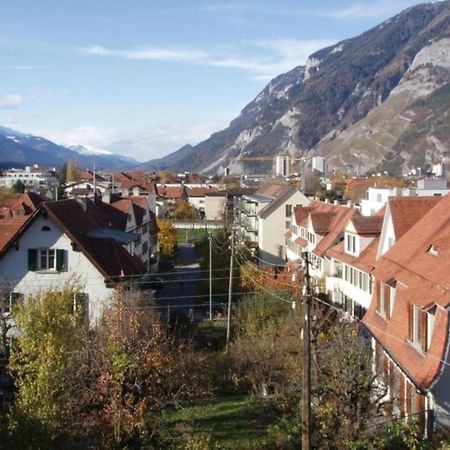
xmin=11 ymin=179 xmax=25 ymax=194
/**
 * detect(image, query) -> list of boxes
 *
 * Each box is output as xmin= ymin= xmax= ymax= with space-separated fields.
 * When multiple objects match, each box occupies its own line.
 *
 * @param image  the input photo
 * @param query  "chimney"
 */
xmin=334 ymin=200 xmax=339 ymax=205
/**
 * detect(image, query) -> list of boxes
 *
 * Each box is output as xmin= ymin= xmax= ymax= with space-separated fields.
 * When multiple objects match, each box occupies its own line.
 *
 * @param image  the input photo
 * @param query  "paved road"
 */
xmin=155 ymin=243 xmax=204 ymax=320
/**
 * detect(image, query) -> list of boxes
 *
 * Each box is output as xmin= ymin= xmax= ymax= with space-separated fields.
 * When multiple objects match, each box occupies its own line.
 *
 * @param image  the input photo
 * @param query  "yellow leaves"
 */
xmin=157 ymin=219 xmax=177 ymax=257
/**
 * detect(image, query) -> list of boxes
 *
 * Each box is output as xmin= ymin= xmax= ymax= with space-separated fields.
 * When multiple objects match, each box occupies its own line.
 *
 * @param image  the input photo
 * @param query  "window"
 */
xmin=73 ymin=293 xmax=88 ymax=319
xmin=377 ymin=281 xmax=395 ymax=320
xmin=3 ymin=292 xmax=23 ymax=314
xmin=28 ymin=248 xmax=65 ymax=271
xmin=142 ymin=241 xmax=148 ymax=254
xmin=40 ymin=249 xmax=55 ymax=269
xmin=346 ymin=233 xmax=357 ymax=254
xmin=408 ymin=304 xmax=429 ymax=353
xmin=285 ymin=204 xmax=292 ymax=218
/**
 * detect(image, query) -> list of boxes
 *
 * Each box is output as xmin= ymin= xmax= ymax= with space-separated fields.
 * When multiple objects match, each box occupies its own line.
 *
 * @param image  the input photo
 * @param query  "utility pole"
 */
xmin=209 ymin=231 xmax=213 ymax=321
xmin=93 ymin=163 xmax=96 ymax=197
xmin=301 ymin=251 xmax=312 ymax=450
xmin=225 ymin=225 xmax=234 ymax=352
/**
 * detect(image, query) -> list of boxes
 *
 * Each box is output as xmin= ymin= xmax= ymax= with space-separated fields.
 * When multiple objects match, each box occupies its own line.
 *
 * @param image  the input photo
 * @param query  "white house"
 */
xmin=360 ymin=187 xmax=415 ymax=217
xmin=257 ymin=187 xmax=310 ymax=265
xmin=285 ymin=201 xmax=356 ymax=279
xmin=326 ymin=213 xmax=383 ymax=319
xmin=0 ymin=199 xmax=151 ymax=324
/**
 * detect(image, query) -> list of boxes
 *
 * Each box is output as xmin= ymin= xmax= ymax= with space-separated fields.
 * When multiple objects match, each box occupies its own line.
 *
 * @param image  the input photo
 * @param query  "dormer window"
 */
xmin=408 ymin=304 xmax=432 ymax=353
xmin=346 ymin=233 xmax=357 ymax=254
xmin=377 ymin=280 xmax=396 ymax=320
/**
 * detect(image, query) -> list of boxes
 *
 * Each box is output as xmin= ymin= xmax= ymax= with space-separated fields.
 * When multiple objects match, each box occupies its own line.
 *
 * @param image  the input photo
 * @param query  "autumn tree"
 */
xmin=158 ymin=170 xmax=174 ymax=185
xmin=157 ymin=219 xmax=177 ymax=257
xmin=66 ymin=159 xmax=81 ymax=182
xmin=7 ymin=287 xmax=85 ymax=448
xmin=173 ymin=200 xmax=199 ymax=219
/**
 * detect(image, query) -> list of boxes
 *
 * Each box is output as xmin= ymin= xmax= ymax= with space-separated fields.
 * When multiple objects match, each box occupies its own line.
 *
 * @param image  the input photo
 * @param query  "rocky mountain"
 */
xmin=143 ymin=0 xmax=450 ymax=175
xmin=0 ymin=126 xmax=139 ymax=170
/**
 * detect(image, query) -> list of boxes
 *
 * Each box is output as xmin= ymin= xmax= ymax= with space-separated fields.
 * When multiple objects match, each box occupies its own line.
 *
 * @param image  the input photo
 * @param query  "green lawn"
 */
xmin=176 ymin=228 xmax=208 ymax=243
xmin=166 ymin=395 xmax=272 ymax=449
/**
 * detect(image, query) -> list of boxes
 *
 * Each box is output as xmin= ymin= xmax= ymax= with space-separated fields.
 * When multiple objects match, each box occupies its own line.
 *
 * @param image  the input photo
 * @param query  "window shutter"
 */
xmin=384 ymin=284 xmax=391 ymax=319
xmin=56 ymin=249 xmax=65 ymax=271
xmin=28 ymin=248 xmax=37 ymax=271
xmin=408 ymin=303 xmax=414 ymax=341
xmin=420 ymin=310 xmax=428 ymax=353
xmin=376 ymin=281 xmax=381 ymax=313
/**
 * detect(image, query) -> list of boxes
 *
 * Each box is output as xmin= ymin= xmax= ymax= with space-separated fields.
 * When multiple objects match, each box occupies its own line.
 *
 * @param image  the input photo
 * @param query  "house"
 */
xmin=285 ymin=200 xmax=356 ymax=279
xmin=0 ymin=192 xmax=46 ymax=252
xmin=415 ymin=178 xmax=450 ymax=197
xmin=326 ymin=212 xmax=383 ymax=319
xmin=257 ymin=187 xmax=310 ymax=265
xmin=363 ymin=195 xmax=450 ymax=431
xmin=0 ymin=198 xmax=151 ymax=323
xmin=109 ymin=195 xmax=159 ymax=271
xmin=64 ymin=180 xmax=111 ymax=198
xmin=186 ymin=186 xmax=218 ymax=212
xmin=235 ymin=184 xmax=288 ymax=246
xmin=360 ymin=187 xmax=415 ymax=216
xmin=80 ymin=170 xmax=106 ymax=183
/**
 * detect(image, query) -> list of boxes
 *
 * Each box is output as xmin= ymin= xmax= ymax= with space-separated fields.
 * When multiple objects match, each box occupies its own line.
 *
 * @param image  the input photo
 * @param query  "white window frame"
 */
xmin=38 ymin=248 xmax=56 ymax=270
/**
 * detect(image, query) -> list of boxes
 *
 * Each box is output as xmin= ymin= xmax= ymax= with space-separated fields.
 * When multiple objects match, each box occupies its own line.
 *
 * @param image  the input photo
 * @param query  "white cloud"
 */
xmin=0 ymin=94 xmax=23 ymax=109
xmin=36 ymin=120 xmax=230 ymax=162
xmin=81 ymin=38 xmax=337 ymax=81
xmin=83 ymin=45 xmax=208 ymax=63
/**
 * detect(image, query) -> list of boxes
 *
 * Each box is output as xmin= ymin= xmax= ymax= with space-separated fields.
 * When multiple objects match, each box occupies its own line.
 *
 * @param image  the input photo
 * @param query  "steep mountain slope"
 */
xmin=143 ymin=1 xmax=450 ymax=175
xmin=0 ymin=126 xmax=139 ymax=170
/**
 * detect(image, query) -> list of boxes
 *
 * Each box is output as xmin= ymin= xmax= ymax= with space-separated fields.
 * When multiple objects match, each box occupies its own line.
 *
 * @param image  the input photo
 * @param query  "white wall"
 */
xmin=259 ymin=190 xmax=310 ymax=265
xmin=205 ymin=196 xmax=226 ymax=220
xmin=0 ymin=215 xmax=114 ymax=323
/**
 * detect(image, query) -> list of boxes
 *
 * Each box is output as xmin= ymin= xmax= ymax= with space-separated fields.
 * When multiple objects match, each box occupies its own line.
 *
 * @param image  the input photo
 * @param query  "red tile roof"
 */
xmin=43 ymin=199 xmax=146 ymax=278
xmin=0 ymin=216 xmax=29 ymax=252
xmin=363 ymin=195 xmax=450 ymax=389
xmin=389 ymin=196 xmax=441 ymax=240
xmin=351 ymin=215 xmax=384 ymax=235
xmin=187 ymin=187 xmax=218 ymax=197
xmin=327 ymin=237 xmax=380 ymax=273
xmin=157 ymin=186 xmax=186 ymax=200
xmin=256 ymin=184 xmax=287 ymax=198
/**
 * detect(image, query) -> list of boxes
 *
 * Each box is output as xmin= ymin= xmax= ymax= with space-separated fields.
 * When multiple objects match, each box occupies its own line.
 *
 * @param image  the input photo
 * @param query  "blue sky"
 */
xmin=0 ymin=0 xmax=427 ymax=161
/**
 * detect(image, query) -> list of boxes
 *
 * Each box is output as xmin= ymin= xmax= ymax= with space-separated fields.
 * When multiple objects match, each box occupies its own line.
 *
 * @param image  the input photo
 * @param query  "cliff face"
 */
xmin=143 ymin=1 xmax=450 ymax=175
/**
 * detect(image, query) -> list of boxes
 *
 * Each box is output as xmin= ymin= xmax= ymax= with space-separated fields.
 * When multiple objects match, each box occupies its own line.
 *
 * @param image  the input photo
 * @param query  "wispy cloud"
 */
xmin=0 ymin=94 xmax=23 ymax=109
xmin=83 ymin=45 xmax=208 ymax=63
xmin=82 ymin=38 xmax=337 ymax=81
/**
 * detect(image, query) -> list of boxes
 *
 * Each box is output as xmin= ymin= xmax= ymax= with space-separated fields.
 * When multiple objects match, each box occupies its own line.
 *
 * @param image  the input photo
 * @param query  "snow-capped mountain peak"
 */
xmin=68 ymin=144 xmax=112 ymax=156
